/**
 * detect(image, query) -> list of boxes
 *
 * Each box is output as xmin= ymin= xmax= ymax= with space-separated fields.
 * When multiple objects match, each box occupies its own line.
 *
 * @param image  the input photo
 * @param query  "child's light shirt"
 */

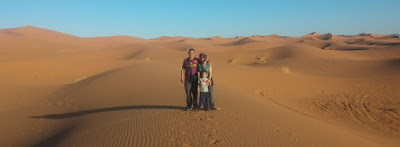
xmin=199 ymin=78 xmax=209 ymax=92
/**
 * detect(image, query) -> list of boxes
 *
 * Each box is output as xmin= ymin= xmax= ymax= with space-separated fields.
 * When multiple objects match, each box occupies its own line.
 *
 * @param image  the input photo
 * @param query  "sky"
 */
xmin=0 ymin=0 xmax=399 ymax=38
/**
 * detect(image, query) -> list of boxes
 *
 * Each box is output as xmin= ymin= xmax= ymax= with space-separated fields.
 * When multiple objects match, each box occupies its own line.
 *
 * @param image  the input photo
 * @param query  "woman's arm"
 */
xmin=209 ymin=66 xmax=213 ymax=80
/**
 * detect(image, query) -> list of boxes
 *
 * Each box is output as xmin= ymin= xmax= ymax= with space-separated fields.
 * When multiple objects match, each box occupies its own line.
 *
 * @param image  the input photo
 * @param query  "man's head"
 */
xmin=202 ymin=71 xmax=208 ymax=78
xmin=188 ymin=48 xmax=195 ymax=59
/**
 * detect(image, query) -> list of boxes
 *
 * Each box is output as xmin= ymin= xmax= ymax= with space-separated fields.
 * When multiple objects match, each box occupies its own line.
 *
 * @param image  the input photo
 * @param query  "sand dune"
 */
xmin=1 ymin=26 xmax=400 ymax=146
xmin=225 ymin=37 xmax=258 ymax=46
xmin=0 ymin=25 xmax=78 ymax=40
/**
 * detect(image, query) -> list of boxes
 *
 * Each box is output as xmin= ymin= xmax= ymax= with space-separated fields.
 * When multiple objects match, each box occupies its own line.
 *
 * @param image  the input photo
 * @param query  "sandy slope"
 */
xmin=1 ymin=26 xmax=400 ymax=146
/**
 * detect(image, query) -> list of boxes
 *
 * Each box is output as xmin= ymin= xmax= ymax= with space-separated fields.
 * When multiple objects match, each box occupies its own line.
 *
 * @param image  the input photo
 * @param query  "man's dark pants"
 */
xmin=185 ymin=79 xmax=198 ymax=109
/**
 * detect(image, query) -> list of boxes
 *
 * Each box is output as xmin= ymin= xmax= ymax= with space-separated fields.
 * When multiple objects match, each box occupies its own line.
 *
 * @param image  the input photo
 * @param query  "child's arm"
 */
xmin=207 ymin=81 xmax=211 ymax=86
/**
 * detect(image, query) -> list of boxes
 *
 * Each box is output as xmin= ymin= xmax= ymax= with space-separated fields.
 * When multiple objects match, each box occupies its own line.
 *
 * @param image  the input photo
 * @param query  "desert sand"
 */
xmin=0 ymin=26 xmax=399 ymax=146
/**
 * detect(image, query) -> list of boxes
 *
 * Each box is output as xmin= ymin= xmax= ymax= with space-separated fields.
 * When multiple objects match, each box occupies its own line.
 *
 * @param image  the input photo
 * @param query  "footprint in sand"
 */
xmin=275 ymin=128 xmax=280 ymax=132
xmin=272 ymin=125 xmax=281 ymax=132
xmin=211 ymin=129 xmax=218 ymax=134
xmin=209 ymin=139 xmax=220 ymax=144
xmin=288 ymin=132 xmax=301 ymax=142
xmin=215 ymin=121 xmax=223 ymax=125
xmin=272 ymin=125 xmax=301 ymax=143
xmin=203 ymin=134 xmax=212 ymax=138
xmin=254 ymin=88 xmax=276 ymax=97
xmin=180 ymin=131 xmax=189 ymax=135
xmin=293 ymin=138 xmax=301 ymax=142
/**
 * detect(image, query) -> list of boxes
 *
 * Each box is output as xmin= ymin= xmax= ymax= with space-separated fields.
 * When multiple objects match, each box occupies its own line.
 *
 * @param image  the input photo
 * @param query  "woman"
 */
xmin=198 ymin=53 xmax=217 ymax=110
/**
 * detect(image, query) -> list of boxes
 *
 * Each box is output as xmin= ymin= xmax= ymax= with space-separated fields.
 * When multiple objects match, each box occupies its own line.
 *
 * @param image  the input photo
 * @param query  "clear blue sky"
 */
xmin=1 ymin=0 xmax=399 ymax=38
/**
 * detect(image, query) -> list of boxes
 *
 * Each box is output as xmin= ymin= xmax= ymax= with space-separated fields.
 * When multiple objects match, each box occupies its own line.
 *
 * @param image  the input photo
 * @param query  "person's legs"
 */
xmin=204 ymin=92 xmax=209 ymax=111
xmin=198 ymin=92 xmax=205 ymax=110
xmin=191 ymin=81 xmax=198 ymax=108
xmin=208 ymin=85 xmax=215 ymax=109
xmin=184 ymin=80 xmax=193 ymax=110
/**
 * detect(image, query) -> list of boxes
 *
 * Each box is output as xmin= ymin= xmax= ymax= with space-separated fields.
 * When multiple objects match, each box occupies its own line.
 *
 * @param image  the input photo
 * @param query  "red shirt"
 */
xmin=182 ymin=58 xmax=199 ymax=80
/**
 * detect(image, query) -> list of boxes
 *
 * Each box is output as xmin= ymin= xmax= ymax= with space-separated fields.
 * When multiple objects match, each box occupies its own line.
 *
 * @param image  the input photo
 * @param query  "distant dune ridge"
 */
xmin=0 ymin=25 xmax=400 ymax=146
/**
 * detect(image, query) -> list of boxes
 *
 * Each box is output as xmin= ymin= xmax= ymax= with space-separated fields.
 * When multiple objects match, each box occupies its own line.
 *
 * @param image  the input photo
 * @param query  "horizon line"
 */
xmin=1 ymin=25 xmax=399 ymax=40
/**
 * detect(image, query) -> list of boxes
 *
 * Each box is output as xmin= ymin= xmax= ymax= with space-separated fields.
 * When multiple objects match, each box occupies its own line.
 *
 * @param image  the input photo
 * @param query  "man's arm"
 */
xmin=181 ymin=68 xmax=185 ymax=83
xmin=181 ymin=59 xmax=186 ymax=83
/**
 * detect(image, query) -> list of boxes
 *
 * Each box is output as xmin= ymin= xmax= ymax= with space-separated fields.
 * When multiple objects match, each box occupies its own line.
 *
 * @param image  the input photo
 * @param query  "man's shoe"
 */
xmin=186 ymin=108 xmax=191 ymax=111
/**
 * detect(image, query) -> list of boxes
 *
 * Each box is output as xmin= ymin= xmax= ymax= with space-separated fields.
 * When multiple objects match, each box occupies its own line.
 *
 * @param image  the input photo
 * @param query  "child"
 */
xmin=198 ymin=71 xmax=211 ymax=111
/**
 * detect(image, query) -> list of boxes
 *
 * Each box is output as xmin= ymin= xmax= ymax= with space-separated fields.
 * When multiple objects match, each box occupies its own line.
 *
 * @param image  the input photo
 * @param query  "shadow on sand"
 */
xmin=32 ymin=125 xmax=76 ymax=147
xmin=30 ymin=105 xmax=185 ymax=119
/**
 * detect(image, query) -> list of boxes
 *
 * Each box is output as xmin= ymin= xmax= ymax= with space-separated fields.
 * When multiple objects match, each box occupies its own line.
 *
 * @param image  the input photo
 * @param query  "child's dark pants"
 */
xmin=198 ymin=92 xmax=209 ymax=110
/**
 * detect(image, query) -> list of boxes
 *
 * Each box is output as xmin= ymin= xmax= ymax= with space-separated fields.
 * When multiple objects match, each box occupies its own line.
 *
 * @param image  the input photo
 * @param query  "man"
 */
xmin=181 ymin=48 xmax=200 ymax=111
